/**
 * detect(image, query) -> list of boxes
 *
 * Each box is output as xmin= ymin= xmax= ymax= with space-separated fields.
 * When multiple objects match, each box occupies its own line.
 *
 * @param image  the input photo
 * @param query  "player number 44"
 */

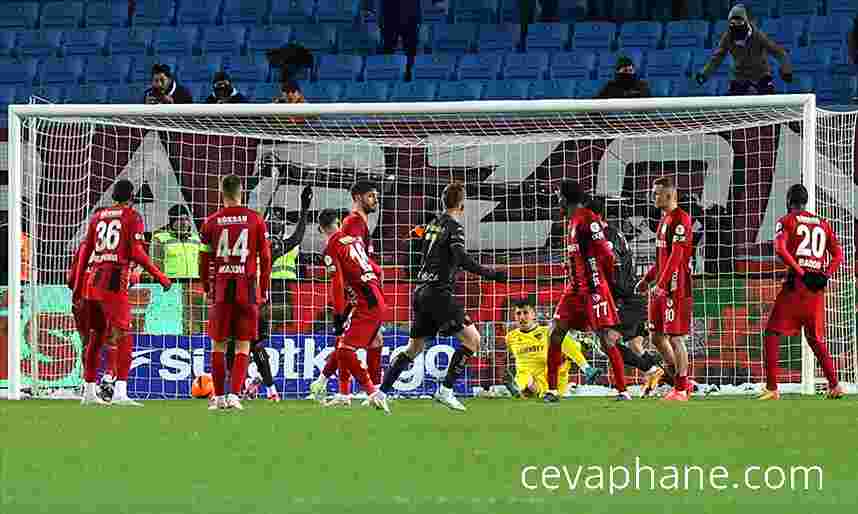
xmin=216 ymin=228 xmax=250 ymax=263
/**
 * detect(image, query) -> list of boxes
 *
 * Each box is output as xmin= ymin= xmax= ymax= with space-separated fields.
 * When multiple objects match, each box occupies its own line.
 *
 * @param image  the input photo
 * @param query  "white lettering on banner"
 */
xmin=282 ymin=338 xmax=301 ymax=379
xmin=193 ymin=348 xmax=205 ymax=376
xmin=302 ymin=338 xmax=330 ymax=379
xmin=160 ymin=348 xmax=191 ymax=380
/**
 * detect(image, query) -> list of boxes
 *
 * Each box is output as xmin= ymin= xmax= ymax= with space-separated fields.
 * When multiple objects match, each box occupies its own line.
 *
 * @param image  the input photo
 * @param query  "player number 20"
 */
xmin=216 ymin=228 xmax=250 ymax=263
xmin=95 ymin=219 xmax=122 ymax=252
xmin=796 ymin=224 xmax=826 ymax=259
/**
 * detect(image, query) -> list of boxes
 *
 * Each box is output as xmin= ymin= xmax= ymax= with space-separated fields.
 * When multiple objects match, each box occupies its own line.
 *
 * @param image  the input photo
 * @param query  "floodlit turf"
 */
xmin=1 ymin=396 xmax=856 ymax=514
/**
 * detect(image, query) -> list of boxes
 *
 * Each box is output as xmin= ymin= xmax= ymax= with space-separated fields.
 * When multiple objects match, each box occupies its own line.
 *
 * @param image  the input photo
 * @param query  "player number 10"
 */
xmin=665 ymin=308 xmax=675 ymax=322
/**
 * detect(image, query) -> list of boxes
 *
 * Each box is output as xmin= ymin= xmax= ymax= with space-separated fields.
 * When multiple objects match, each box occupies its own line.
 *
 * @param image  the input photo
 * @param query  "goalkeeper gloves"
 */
xmin=802 ymin=272 xmax=829 ymax=292
xmin=695 ymin=72 xmax=707 ymax=86
xmin=333 ymin=313 xmax=348 ymax=336
xmin=300 ymin=185 xmax=313 ymax=212
xmin=781 ymin=71 xmax=793 ymax=83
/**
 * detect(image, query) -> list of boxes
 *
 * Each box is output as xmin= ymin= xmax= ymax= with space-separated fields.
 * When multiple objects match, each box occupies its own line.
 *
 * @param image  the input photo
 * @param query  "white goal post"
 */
xmin=5 ymin=95 xmax=856 ymax=400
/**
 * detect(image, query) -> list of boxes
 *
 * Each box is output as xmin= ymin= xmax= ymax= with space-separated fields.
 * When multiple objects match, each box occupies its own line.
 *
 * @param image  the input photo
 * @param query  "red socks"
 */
xmin=546 ymin=342 xmax=563 ymax=390
xmin=115 ymin=334 xmax=133 ymax=380
xmin=83 ymin=332 xmax=103 ymax=383
xmin=106 ymin=345 xmax=118 ymax=377
xmin=366 ymin=346 xmax=382 ymax=386
xmin=337 ymin=347 xmax=376 ymax=394
xmin=322 ymin=349 xmax=338 ymax=378
xmin=231 ymin=353 xmax=249 ymax=395
xmin=764 ymin=334 xmax=780 ymax=391
xmin=807 ymin=337 xmax=839 ymax=389
xmin=606 ymin=345 xmax=627 ymax=393
xmin=212 ymin=351 xmax=226 ymax=396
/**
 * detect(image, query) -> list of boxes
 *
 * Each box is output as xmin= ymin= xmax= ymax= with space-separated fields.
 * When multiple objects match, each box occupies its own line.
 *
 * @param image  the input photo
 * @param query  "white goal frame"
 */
xmin=5 ymin=94 xmax=844 ymax=400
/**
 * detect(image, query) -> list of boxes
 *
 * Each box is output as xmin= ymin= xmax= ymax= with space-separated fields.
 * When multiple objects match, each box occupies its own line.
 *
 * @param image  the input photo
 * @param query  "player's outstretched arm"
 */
xmin=281 ymin=186 xmax=313 ymax=255
xmin=453 ymin=244 xmax=507 ymax=282
xmin=131 ymin=242 xmax=171 ymax=291
xmin=258 ymin=216 xmax=273 ymax=303
xmin=325 ymin=253 xmax=348 ymax=335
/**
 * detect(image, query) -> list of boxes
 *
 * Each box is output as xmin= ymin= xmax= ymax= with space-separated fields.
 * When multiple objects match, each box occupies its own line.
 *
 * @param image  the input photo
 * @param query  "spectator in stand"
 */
xmin=272 ymin=80 xmax=305 ymax=104
xmin=597 ymin=56 xmax=651 ymax=98
xmin=695 ymin=4 xmax=792 ymax=95
xmin=380 ymin=0 xmax=420 ymax=79
xmin=205 ymin=72 xmax=247 ymax=104
xmin=849 ymin=15 xmax=857 ymax=65
xmin=144 ymin=64 xmax=193 ymax=104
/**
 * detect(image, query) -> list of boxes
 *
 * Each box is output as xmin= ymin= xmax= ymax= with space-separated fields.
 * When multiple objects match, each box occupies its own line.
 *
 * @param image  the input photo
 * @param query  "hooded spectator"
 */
xmin=597 ymin=56 xmax=651 ymax=99
xmin=205 ymin=72 xmax=247 ymax=104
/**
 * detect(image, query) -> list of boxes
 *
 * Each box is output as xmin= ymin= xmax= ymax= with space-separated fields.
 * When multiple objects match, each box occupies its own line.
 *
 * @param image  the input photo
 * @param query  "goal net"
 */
xmin=3 ymin=97 xmax=856 ymax=399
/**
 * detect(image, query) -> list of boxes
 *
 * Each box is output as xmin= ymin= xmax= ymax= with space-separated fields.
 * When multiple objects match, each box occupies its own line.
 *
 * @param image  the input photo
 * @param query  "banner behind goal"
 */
xmin=4 ymin=97 xmax=856 ymax=399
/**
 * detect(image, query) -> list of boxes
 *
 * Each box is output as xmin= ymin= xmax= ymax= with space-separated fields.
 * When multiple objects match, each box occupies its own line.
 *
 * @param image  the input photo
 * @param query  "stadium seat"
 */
xmin=16 ymin=30 xmax=64 ymax=59
xmin=316 ymin=0 xmax=358 ymax=24
xmin=304 ymin=81 xmax=344 ymax=102
xmin=0 ymin=85 xmax=15 ymax=106
xmin=710 ymin=20 xmax=728 ymax=47
xmin=249 ymin=82 xmax=279 ymax=103
xmin=152 ymin=27 xmax=200 ymax=56
xmin=247 ymin=26 xmax=292 ymax=56
xmin=597 ymin=49 xmax=644 ymax=80
xmin=760 ymin=17 xmax=804 ymax=49
xmin=785 ymin=73 xmax=814 ymax=93
xmin=107 ymin=84 xmax=140 ymax=103
xmin=64 ymin=29 xmax=109 ymax=56
xmin=0 ymin=58 xmax=38 ymax=85
xmin=807 ymin=16 xmax=853 ymax=47
xmin=344 ymin=82 xmax=389 ymax=102
xmin=21 ymin=86 xmax=64 ymax=104
xmin=504 ymin=52 xmax=549 ymax=80
xmin=650 ymin=78 xmax=672 ymax=97
xmin=222 ymin=0 xmax=268 ymax=26
xmin=498 ymin=0 xmax=528 ymax=23
xmin=85 ymin=55 xmax=132 ymax=84
xmin=572 ymin=22 xmax=616 ymax=50
xmin=483 ymin=80 xmax=530 ymax=100
xmin=618 ymin=21 xmax=663 ymax=50
xmin=365 ymin=55 xmax=407 ymax=81
xmin=703 ymin=77 xmax=728 ymax=96
xmin=525 ymin=23 xmax=571 ymax=52
xmin=529 ymin=79 xmax=576 ymax=99
xmin=66 ymin=84 xmax=109 ymax=103
xmin=201 ymin=26 xmax=247 ymax=56
xmin=290 ymin=25 xmax=337 ymax=54
xmin=549 ymin=51 xmax=596 ymax=79
xmin=453 ymin=0 xmax=498 ymax=23
xmin=613 ymin=0 xmax=641 ymax=19
xmin=132 ymin=56 xmax=177 ymax=83
xmin=412 ymin=54 xmax=458 ymax=81
xmin=422 ymin=1 xmax=450 ymax=24
xmin=670 ymin=77 xmax=693 ymax=96
xmin=132 ymin=0 xmax=176 ymax=27
xmin=178 ymin=56 xmax=222 ymax=83
xmin=0 ymin=32 xmax=14 ymax=57
xmin=458 ymin=54 xmax=502 ymax=80
xmin=40 ymin=57 xmax=84 ymax=85
xmin=833 ymin=74 xmax=857 ymax=103
xmin=41 ymin=2 xmax=85 ymax=29
xmin=108 ymin=28 xmax=153 ymax=56
xmin=432 ymin=24 xmax=476 ymax=54
xmin=743 ymin=0 xmax=778 ymax=19
xmin=316 ymin=54 xmax=364 ymax=81
xmin=814 ymin=74 xmax=835 ymax=103
xmin=270 ymin=0 xmax=315 ymax=25
xmin=664 ymin=20 xmax=709 ymax=48
xmin=647 ymin=49 xmax=692 ymax=79
xmin=183 ymin=81 xmax=210 ymax=102
xmin=0 ymin=2 xmax=39 ymax=31
xmin=224 ymin=55 xmax=270 ymax=83
xmin=437 ymin=81 xmax=484 ymax=101
xmin=780 ymin=0 xmax=818 ymax=17
xmin=85 ymin=0 xmax=129 ymax=28
xmin=690 ymin=48 xmax=730 ymax=78
xmin=337 ymin=24 xmax=380 ymax=54
xmin=703 ymin=0 xmax=731 ymax=19
xmin=575 ymin=80 xmax=601 ymax=98
xmin=390 ymin=81 xmax=438 ymax=101
xmin=176 ymin=0 xmax=221 ymax=26
xmin=828 ymin=0 xmax=858 ymax=18
xmin=791 ymin=47 xmax=833 ymax=75
xmin=477 ymin=24 xmax=517 ymax=53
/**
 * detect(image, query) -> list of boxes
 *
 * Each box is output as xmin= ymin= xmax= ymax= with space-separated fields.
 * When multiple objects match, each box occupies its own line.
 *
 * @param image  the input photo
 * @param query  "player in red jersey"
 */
xmin=73 ymin=180 xmax=172 ymax=406
xmin=546 ymin=180 xmax=630 ymax=402
xmin=318 ymin=208 xmax=390 ymax=413
xmin=760 ymin=184 xmax=844 ymax=400
xmin=635 ymin=177 xmax=693 ymax=401
xmin=310 ymin=181 xmax=385 ymax=404
xmin=199 ymin=174 xmax=272 ymax=411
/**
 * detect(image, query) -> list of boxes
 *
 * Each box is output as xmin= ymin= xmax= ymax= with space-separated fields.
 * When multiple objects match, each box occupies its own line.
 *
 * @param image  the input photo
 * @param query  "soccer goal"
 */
xmin=4 ymin=96 xmax=856 ymax=400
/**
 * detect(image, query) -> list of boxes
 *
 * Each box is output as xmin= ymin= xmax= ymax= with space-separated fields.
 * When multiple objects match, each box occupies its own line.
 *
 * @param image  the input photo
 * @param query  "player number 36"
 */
xmin=95 ymin=219 xmax=122 ymax=252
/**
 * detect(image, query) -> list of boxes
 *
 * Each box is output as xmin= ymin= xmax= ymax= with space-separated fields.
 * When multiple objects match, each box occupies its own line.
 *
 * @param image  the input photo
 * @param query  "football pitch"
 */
xmin=1 ymin=397 xmax=856 ymax=514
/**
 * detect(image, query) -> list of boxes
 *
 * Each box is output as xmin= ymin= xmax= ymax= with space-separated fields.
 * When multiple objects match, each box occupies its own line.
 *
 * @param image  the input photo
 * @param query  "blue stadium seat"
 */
xmin=422 ymin=1 xmax=450 ymax=24
xmin=575 ymin=80 xmax=601 ymax=98
xmin=0 ymin=32 xmax=14 ymax=57
xmin=290 ymin=25 xmax=337 ymax=54
xmin=16 ymin=30 xmax=63 ymax=59
xmin=390 ymin=81 xmax=438 ymax=101
xmin=828 ymin=0 xmax=858 ymax=18
xmin=201 ymin=26 xmax=247 ymax=56
xmin=525 ymin=23 xmax=571 ymax=52
xmin=664 ymin=20 xmax=709 ymax=48
xmin=85 ymin=55 xmax=132 ymax=84
xmin=458 ymin=54 xmax=502 ymax=80
xmin=248 ymin=26 xmax=292 ymax=56
xmin=41 ymin=2 xmax=85 ymax=29
xmin=107 ymin=84 xmax=140 ymax=103
xmin=647 ymin=49 xmax=692 ymax=79
xmin=176 ymin=0 xmax=221 ymax=26
xmin=132 ymin=0 xmax=176 ymax=27
xmin=432 ymin=24 xmax=476 ymax=54
xmin=365 ymin=55 xmax=406 ymax=81
xmin=437 ymin=81 xmax=484 ymax=101
xmin=477 ymin=24 xmax=517 ymax=53
xmin=0 ymin=2 xmax=39 ymax=31
xmin=344 ymin=81 xmax=389 ymax=102
xmin=64 ymin=29 xmax=109 ymax=56
xmin=454 ymin=0 xmax=498 ymax=23
xmin=0 ymin=85 xmax=15 ymax=106
xmin=412 ymin=54 xmax=458 ymax=81
xmin=670 ymin=78 xmax=692 ymax=96
xmin=807 ymin=16 xmax=853 ymax=47
xmin=178 ymin=56 xmax=222 ymax=83
xmin=572 ymin=22 xmax=616 ymax=50
xmin=23 ymin=86 xmax=64 ymax=104
xmin=337 ymin=24 xmax=380 ymax=54
xmin=271 ymin=0 xmax=315 ymax=25
xmin=153 ymin=27 xmax=200 ymax=56
xmin=132 ymin=56 xmax=177 ymax=83
xmin=504 ymin=52 xmax=549 ymax=80
xmin=183 ymin=81 xmax=210 ymax=102
xmin=249 ymin=83 xmax=278 ymax=103
xmin=317 ymin=54 xmax=363 ymax=81
xmin=744 ymin=0 xmax=778 ymax=19
xmin=316 ymin=0 xmax=358 ymax=24
xmin=703 ymin=77 xmax=728 ymax=96
xmin=85 ymin=0 xmax=128 ymax=28
xmin=650 ymin=78 xmax=672 ymax=97
xmin=613 ymin=0 xmax=641 ymax=19
xmin=557 ymin=0 xmax=589 ymax=21
xmin=597 ymin=49 xmax=643 ymax=80
xmin=780 ymin=0 xmax=818 ymax=17
xmin=833 ymin=73 xmax=857 ymax=103
xmin=791 ymin=47 xmax=833 ymax=74
xmin=760 ymin=17 xmax=804 ymax=49
xmin=703 ymin=0 xmax=731 ymax=19
xmin=499 ymin=0 xmax=528 ymax=23
xmin=222 ymin=0 xmax=268 ymax=25
xmin=529 ymin=79 xmax=576 ymax=99
xmin=483 ymin=79 xmax=530 ymax=100
xmin=785 ymin=74 xmax=814 ymax=93
xmin=66 ymin=84 xmax=109 ymax=103
xmin=40 ymin=57 xmax=84 ymax=85
xmin=550 ymin=51 xmax=596 ymax=80
xmin=0 ymin=58 xmax=38 ymax=85
xmin=304 ymin=81 xmax=344 ymax=102
xmin=224 ymin=55 xmax=269 ymax=83
xmin=814 ymin=74 xmax=834 ymax=103
xmin=690 ymin=48 xmax=731 ymax=78
xmin=108 ymin=28 xmax=153 ymax=56
xmin=710 ymin=20 xmax=728 ymax=47
xmin=618 ymin=21 xmax=663 ymax=50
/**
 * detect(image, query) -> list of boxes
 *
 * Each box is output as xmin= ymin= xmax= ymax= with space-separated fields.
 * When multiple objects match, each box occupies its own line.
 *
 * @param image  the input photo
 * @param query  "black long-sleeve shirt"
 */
xmin=415 ymin=213 xmax=495 ymax=294
xmin=603 ymin=221 xmax=639 ymax=302
xmin=270 ymin=210 xmax=309 ymax=262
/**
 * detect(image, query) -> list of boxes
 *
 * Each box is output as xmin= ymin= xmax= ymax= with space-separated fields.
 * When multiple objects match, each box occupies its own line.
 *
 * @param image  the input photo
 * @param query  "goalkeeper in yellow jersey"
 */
xmin=506 ymin=298 xmax=601 ymax=398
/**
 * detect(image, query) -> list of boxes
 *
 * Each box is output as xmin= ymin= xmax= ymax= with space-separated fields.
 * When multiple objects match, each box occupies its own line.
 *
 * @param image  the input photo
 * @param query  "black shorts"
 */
xmin=409 ymin=285 xmax=471 ymax=339
xmin=616 ymin=296 xmax=648 ymax=341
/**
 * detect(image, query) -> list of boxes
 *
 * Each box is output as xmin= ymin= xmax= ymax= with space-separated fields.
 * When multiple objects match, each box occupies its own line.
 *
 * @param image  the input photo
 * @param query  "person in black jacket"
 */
xmin=205 ymin=72 xmax=247 ymax=104
xmin=143 ymin=64 xmax=193 ymax=104
xmin=597 ymin=56 xmax=651 ymax=99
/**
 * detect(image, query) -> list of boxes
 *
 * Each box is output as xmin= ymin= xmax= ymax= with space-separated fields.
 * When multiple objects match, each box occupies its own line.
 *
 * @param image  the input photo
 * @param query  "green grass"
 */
xmin=2 ymin=397 xmax=857 ymax=514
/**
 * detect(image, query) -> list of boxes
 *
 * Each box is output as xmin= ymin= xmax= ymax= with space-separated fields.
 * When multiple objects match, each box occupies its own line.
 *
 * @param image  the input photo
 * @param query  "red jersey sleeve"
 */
xmin=198 ymin=218 xmax=212 ymax=292
xmin=126 ymin=210 xmax=168 ymax=285
xmin=324 ymin=243 xmax=348 ymax=316
xmin=73 ymin=218 xmax=97 ymax=296
xmin=774 ymin=215 xmax=804 ymax=276
xmin=824 ymin=220 xmax=843 ymax=276
xmin=257 ymin=213 xmax=272 ymax=300
xmin=655 ymin=210 xmax=693 ymax=291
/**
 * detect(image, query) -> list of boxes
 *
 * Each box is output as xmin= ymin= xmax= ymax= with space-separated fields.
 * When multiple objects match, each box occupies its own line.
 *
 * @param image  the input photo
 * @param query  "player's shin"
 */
xmin=251 ymin=341 xmax=275 ymax=388
xmin=806 ymin=336 xmax=839 ymax=389
xmin=230 ymin=345 xmax=250 ymax=396
xmin=442 ymin=347 xmax=474 ymax=389
xmin=381 ymin=352 xmax=414 ymax=393
xmin=671 ymin=336 xmax=690 ymax=392
xmin=604 ymin=343 xmax=628 ymax=393
xmin=211 ymin=348 xmax=227 ymax=397
xmin=337 ymin=347 xmax=376 ymax=394
xmin=366 ymin=345 xmax=383 ymax=386
xmin=617 ymin=343 xmax=651 ymax=373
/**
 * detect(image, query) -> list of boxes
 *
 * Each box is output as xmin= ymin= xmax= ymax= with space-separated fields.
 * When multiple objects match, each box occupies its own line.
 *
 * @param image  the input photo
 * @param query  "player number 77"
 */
xmin=592 ymin=301 xmax=608 ymax=319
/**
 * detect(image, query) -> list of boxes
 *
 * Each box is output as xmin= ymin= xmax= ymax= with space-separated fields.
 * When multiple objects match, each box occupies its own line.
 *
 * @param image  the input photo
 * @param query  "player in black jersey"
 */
xmin=380 ymin=183 xmax=507 ymax=411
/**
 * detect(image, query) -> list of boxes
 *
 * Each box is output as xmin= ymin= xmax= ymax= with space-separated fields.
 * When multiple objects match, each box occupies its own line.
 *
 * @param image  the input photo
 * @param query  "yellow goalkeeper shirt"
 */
xmin=507 ymin=325 xmax=578 ymax=377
